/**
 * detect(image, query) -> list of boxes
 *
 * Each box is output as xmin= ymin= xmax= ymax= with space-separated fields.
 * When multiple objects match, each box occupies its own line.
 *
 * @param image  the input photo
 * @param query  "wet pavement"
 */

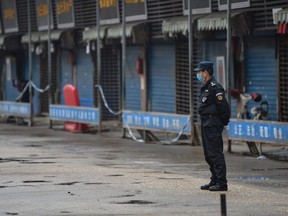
xmin=0 ymin=118 xmax=287 ymax=216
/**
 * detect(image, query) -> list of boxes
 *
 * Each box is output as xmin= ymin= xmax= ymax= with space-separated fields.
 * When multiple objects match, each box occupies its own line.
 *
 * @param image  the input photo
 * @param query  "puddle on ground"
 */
xmin=84 ymin=182 xmax=110 ymax=185
xmin=5 ymin=212 xmax=18 ymax=215
xmin=114 ymin=200 xmax=155 ymax=205
xmin=23 ymin=180 xmax=51 ymax=183
xmin=56 ymin=182 xmax=79 ymax=185
xmin=158 ymin=177 xmax=185 ymax=180
xmin=235 ymin=176 xmax=269 ymax=181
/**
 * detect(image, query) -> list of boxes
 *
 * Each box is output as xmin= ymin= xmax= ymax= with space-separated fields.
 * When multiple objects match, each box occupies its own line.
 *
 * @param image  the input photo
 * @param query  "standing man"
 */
xmin=194 ymin=61 xmax=230 ymax=191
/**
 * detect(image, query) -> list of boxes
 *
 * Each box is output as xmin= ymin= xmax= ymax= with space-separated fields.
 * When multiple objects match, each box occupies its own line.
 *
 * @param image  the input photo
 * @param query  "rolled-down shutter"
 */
xmin=76 ymin=47 xmax=94 ymax=107
xmin=60 ymin=49 xmax=73 ymax=105
xmin=23 ymin=51 xmax=41 ymax=115
xmin=4 ymin=57 xmax=18 ymax=101
xmin=125 ymin=45 xmax=142 ymax=111
xmin=148 ymin=44 xmax=176 ymax=113
xmin=246 ymin=37 xmax=277 ymax=120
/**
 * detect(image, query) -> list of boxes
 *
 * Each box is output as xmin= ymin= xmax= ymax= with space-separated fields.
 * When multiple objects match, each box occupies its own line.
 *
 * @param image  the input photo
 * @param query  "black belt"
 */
xmin=200 ymin=114 xmax=217 ymax=120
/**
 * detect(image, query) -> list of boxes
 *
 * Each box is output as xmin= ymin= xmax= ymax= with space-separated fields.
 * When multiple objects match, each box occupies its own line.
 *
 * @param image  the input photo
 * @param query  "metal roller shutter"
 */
xmin=101 ymin=45 xmax=120 ymax=121
xmin=279 ymin=36 xmax=288 ymax=122
xmin=246 ymin=37 xmax=277 ymax=120
xmin=125 ymin=45 xmax=142 ymax=111
xmin=204 ymin=40 xmax=238 ymax=117
xmin=4 ymin=57 xmax=18 ymax=101
xmin=60 ymin=49 xmax=73 ymax=105
xmin=23 ymin=51 xmax=41 ymax=115
xmin=40 ymin=49 xmax=57 ymax=113
xmin=76 ymin=47 xmax=94 ymax=107
xmin=148 ymin=44 xmax=176 ymax=113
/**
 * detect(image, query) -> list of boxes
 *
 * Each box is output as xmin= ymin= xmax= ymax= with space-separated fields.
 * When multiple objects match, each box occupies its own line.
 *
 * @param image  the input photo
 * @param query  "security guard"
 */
xmin=194 ymin=61 xmax=230 ymax=192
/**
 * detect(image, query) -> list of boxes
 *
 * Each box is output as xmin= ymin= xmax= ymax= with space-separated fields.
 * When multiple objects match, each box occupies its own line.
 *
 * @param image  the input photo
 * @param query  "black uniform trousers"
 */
xmin=201 ymin=116 xmax=227 ymax=186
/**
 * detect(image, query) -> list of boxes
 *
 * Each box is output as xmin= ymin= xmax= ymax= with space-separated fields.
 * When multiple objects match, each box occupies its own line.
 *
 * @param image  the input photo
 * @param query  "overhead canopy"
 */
xmin=106 ymin=22 xmax=144 ymax=38
xmin=197 ymin=12 xmax=241 ymax=31
xmin=40 ymin=29 xmax=68 ymax=41
xmin=274 ymin=8 xmax=288 ymax=23
xmin=82 ymin=27 xmax=107 ymax=41
xmin=162 ymin=15 xmax=203 ymax=36
xmin=274 ymin=8 xmax=288 ymax=34
xmin=21 ymin=32 xmax=45 ymax=43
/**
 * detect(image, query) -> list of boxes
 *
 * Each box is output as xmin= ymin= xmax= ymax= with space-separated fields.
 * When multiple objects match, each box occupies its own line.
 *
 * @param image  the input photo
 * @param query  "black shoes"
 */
xmin=200 ymin=183 xmax=228 ymax=191
xmin=209 ymin=184 xmax=228 ymax=191
xmin=200 ymin=184 xmax=213 ymax=190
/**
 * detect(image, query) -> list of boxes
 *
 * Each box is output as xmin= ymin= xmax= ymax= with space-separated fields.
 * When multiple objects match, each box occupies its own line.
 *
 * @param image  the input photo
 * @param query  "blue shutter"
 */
xmin=246 ymin=37 xmax=277 ymax=120
xmin=125 ymin=45 xmax=141 ymax=111
xmin=148 ymin=44 xmax=176 ymax=113
xmin=205 ymin=41 xmax=237 ymax=117
xmin=23 ymin=51 xmax=41 ymax=115
xmin=76 ymin=47 xmax=94 ymax=107
xmin=60 ymin=49 xmax=73 ymax=105
xmin=4 ymin=57 xmax=18 ymax=101
xmin=31 ymin=54 xmax=41 ymax=115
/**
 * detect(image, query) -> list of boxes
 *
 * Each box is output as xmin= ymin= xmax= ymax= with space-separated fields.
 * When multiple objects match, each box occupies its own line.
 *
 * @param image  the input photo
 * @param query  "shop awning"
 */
xmin=21 ymin=32 xmax=45 ymax=43
xmin=0 ymin=35 xmax=21 ymax=48
xmin=82 ymin=27 xmax=107 ymax=41
xmin=40 ymin=29 xmax=68 ymax=41
xmin=197 ymin=12 xmax=241 ymax=31
xmin=162 ymin=16 xmax=203 ymax=36
xmin=274 ymin=8 xmax=288 ymax=34
xmin=106 ymin=22 xmax=144 ymax=38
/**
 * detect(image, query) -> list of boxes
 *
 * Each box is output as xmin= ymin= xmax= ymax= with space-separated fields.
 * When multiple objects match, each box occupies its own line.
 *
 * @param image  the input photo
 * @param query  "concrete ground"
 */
xmin=0 ymin=118 xmax=287 ymax=216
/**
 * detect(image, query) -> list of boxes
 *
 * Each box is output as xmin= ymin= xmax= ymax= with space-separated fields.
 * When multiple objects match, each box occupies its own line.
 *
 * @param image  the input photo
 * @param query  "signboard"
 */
xmin=99 ymin=0 xmax=120 ymax=25
xmin=125 ymin=0 xmax=147 ymax=22
xmin=35 ymin=0 xmax=54 ymax=31
xmin=56 ymin=0 xmax=75 ymax=28
xmin=218 ymin=0 xmax=250 ymax=11
xmin=228 ymin=119 xmax=288 ymax=144
xmin=49 ymin=105 xmax=99 ymax=124
xmin=183 ymin=0 xmax=211 ymax=15
xmin=122 ymin=111 xmax=191 ymax=134
xmin=1 ymin=0 xmax=18 ymax=33
xmin=0 ymin=102 xmax=30 ymax=117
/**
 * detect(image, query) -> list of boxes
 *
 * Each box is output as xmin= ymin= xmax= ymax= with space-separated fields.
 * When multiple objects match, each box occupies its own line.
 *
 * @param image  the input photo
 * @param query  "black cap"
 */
xmin=193 ymin=61 xmax=213 ymax=72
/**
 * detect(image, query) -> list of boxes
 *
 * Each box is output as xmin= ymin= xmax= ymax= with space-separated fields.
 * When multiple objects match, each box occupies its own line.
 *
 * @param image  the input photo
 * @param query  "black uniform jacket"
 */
xmin=198 ymin=76 xmax=230 ymax=125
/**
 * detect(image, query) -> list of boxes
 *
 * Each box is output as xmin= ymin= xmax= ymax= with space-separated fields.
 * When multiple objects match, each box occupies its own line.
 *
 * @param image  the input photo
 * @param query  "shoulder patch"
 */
xmin=211 ymin=82 xmax=216 ymax=86
xmin=216 ymin=92 xmax=223 ymax=101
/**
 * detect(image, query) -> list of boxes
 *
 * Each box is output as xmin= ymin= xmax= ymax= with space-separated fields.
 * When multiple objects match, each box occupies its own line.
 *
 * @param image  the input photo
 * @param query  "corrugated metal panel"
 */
xmin=147 ymin=0 xmax=183 ymax=38
xmin=175 ymin=42 xmax=189 ymax=115
xmin=4 ymin=57 xmax=18 ymax=101
xmin=76 ymin=46 xmax=94 ymax=107
xmin=23 ymin=51 xmax=41 ymax=115
xmin=101 ymin=45 xmax=120 ymax=120
xmin=60 ymin=49 xmax=73 ymax=105
xmin=31 ymin=53 xmax=41 ymax=115
xmin=148 ymin=44 xmax=176 ymax=113
xmin=246 ymin=37 xmax=277 ymax=120
xmin=16 ymin=0 xmax=38 ymax=33
xmin=40 ymin=49 xmax=57 ymax=113
xmin=278 ymin=36 xmax=288 ymax=121
xmin=175 ymin=41 xmax=201 ymax=117
xmin=125 ymin=45 xmax=142 ymax=111
xmin=74 ymin=0 xmax=97 ymax=28
xmin=203 ymin=40 xmax=238 ymax=118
